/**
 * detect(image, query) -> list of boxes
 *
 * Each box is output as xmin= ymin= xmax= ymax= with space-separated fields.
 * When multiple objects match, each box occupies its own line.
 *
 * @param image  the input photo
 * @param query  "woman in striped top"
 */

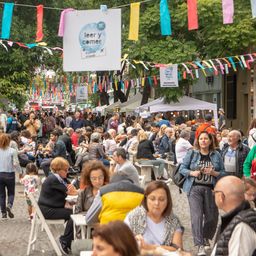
xmin=0 ymin=133 xmax=20 ymax=218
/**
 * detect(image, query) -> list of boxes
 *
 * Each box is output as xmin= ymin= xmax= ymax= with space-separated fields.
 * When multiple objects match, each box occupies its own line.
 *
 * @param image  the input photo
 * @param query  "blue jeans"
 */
xmin=0 ymin=172 xmax=15 ymax=213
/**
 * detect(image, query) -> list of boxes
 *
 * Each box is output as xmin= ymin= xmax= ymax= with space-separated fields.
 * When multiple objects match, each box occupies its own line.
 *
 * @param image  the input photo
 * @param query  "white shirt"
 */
xmin=175 ymin=138 xmax=192 ymax=164
xmin=0 ymin=113 xmax=7 ymax=132
xmin=211 ymin=222 xmax=256 ymax=256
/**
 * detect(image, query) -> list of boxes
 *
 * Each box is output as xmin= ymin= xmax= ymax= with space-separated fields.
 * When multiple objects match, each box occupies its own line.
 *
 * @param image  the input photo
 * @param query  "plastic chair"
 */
xmin=26 ymin=193 xmax=65 ymax=256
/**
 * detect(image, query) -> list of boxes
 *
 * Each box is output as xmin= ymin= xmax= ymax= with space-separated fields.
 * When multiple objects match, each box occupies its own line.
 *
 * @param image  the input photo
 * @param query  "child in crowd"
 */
xmin=20 ymin=163 xmax=40 ymax=220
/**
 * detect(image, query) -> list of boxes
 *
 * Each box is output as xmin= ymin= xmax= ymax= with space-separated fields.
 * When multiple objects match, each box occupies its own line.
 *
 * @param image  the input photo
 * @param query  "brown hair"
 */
xmin=26 ymin=163 xmax=38 ymax=175
xmin=249 ymin=118 xmax=256 ymax=132
xmin=50 ymin=157 xmax=69 ymax=173
xmin=0 ymin=133 xmax=10 ymax=149
xmin=141 ymin=181 xmax=172 ymax=217
xmin=244 ymin=178 xmax=256 ymax=191
xmin=20 ymin=130 xmax=31 ymax=139
xmin=194 ymin=131 xmax=216 ymax=151
xmin=80 ymin=160 xmax=109 ymax=189
xmin=93 ymin=220 xmax=139 ymax=256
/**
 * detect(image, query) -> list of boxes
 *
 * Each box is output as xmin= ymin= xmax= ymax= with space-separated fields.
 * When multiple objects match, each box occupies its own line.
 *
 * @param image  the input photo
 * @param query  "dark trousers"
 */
xmin=0 ymin=172 xmax=15 ymax=213
xmin=40 ymin=158 xmax=53 ymax=177
xmin=40 ymin=205 xmax=73 ymax=248
xmin=188 ymin=185 xmax=218 ymax=246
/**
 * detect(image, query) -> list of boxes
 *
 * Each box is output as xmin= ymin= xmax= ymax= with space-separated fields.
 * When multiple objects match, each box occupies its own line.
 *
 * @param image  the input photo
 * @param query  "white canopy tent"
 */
xmin=105 ymin=100 xmax=122 ymax=113
xmin=137 ymin=96 xmax=218 ymax=128
xmin=105 ymin=93 xmax=143 ymax=113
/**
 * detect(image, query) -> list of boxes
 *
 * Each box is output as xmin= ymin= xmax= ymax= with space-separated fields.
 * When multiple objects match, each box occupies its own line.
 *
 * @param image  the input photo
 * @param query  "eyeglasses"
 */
xmin=90 ymin=176 xmax=104 ymax=182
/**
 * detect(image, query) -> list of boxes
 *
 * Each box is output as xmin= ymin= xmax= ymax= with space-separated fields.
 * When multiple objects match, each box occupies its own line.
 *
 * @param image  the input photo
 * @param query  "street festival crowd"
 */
xmin=0 ymin=107 xmax=256 ymax=256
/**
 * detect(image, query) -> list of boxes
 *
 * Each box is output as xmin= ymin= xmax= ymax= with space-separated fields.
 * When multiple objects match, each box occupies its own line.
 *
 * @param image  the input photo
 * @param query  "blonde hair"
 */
xmin=0 ymin=133 xmax=10 ymax=149
xmin=50 ymin=157 xmax=69 ymax=173
xmin=137 ymin=130 xmax=148 ymax=142
xmin=159 ymin=124 xmax=167 ymax=137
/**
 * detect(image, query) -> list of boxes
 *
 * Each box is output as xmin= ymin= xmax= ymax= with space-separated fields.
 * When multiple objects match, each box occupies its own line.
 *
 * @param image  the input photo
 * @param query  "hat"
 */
xmin=219 ymin=108 xmax=225 ymax=114
xmin=205 ymin=114 xmax=213 ymax=122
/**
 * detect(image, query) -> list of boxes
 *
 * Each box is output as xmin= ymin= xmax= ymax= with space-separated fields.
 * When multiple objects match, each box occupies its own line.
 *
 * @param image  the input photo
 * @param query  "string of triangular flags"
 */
xmin=122 ymin=52 xmax=256 ymax=79
xmin=0 ymin=39 xmax=63 ymax=54
xmin=29 ymin=51 xmax=256 ymax=104
xmin=0 ymin=0 xmax=255 ymax=44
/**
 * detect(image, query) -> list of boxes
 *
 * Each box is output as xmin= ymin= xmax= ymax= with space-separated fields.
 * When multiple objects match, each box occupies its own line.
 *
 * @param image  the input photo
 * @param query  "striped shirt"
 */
xmin=0 ymin=147 xmax=19 ymax=173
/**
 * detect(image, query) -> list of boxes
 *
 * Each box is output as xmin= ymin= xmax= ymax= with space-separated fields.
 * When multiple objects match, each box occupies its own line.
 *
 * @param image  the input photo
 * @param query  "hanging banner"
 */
xmin=160 ymin=65 xmax=179 ymax=87
xmin=160 ymin=0 xmax=172 ymax=36
xmin=36 ymin=5 xmax=44 ymax=42
xmin=187 ymin=0 xmax=198 ymax=30
xmin=76 ymin=85 xmax=88 ymax=103
xmin=251 ymin=0 xmax=256 ymax=18
xmin=63 ymin=9 xmax=121 ymax=71
xmin=58 ymin=8 xmax=74 ymax=37
xmin=222 ymin=0 xmax=234 ymax=24
xmin=128 ymin=3 xmax=140 ymax=41
xmin=1 ymin=3 xmax=14 ymax=39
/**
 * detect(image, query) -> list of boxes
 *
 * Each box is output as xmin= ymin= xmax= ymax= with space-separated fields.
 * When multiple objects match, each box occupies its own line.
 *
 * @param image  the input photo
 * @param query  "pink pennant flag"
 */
xmin=222 ymin=0 xmax=234 ymax=24
xmin=58 ymin=8 xmax=74 ymax=37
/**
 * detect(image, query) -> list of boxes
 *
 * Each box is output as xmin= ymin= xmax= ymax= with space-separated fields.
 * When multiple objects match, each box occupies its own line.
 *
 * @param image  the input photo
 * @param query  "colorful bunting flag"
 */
xmin=222 ymin=0 xmax=234 ymax=24
xmin=36 ymin=5 xmax=44 ymax=42
xmin=1 ymin=3 xmax=14 ymax=39
xmin=187 ymin=0 xmax=198 ymax=30
xmin=160 ymin=0 xmax=172 ymax=36
xmin=128 ymin=2 xmax=140 ymax=41
xmin=58 ymin=8 xmax=74 ymax=37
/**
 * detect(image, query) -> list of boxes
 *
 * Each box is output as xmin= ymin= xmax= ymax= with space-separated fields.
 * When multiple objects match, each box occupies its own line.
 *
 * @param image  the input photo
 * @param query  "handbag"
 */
xmin=172 ymin=150 xmax=194 ymax=190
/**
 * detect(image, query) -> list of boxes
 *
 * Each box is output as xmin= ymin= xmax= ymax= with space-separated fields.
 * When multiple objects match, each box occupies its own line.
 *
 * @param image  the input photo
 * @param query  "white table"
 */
xmin=71 ymin=214 xmax=91 ymax=240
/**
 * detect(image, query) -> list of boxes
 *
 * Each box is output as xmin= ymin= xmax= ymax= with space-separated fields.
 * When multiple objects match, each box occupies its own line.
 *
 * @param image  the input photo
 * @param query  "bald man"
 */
xmin=211 ymin=176 xmax=256 ymax=256
xmin=221 ymin=130 xmax=249 ymax=178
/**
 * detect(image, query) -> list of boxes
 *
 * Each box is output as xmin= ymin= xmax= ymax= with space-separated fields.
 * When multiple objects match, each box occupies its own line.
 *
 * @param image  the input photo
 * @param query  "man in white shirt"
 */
xmin=211 ymin=176 xmax=256 ymax=256
xmin=110 ymin=147 xmax=140 ymax=186
xmin=175 ymin=129 xmax=193 ymax=164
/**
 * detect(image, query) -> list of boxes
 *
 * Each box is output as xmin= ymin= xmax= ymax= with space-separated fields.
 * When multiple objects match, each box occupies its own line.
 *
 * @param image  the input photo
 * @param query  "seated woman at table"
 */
xmin=88 ymin=132 xmax=109 ymax=166
xmin=75 ymin=160 xmax=109 ymax=214
xmin=124 ymin=181 xmax=186 ymax=254
xmin=38 ymin=157 xmax=78 ymax=255
xmin=92 ymin=220 xmax=140 ymax=256
xmin=136 ymin=130 xmax=166 ymax=180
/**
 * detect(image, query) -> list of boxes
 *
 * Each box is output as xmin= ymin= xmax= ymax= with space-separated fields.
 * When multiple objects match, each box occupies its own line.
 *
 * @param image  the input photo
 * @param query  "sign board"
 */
xmin=160 ymin=65 xmax=179 ymax=87
xmin=76 ymin=85 xmax=88 ymax=103
xmin=63 ymin=9 xmax=121 ymax=71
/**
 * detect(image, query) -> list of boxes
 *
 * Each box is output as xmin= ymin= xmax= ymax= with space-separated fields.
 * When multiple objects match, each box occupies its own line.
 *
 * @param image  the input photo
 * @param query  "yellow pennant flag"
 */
xmin=128 ymin=3 xmax=140 ymax=41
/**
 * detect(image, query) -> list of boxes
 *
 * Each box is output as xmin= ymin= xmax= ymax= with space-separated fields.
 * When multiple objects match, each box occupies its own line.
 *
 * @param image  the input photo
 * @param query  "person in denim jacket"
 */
xmin=179 ymin=131 xmax=226 ymax=256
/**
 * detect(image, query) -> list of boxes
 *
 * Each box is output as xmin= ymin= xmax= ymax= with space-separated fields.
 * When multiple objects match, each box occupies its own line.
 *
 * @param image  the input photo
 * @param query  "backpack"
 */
xmin=172 ymin=150 xmax=195 ymax=191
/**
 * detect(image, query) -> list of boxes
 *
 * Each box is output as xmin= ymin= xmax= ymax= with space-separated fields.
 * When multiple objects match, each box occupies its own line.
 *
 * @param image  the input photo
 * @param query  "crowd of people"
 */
xmin=0 ymin=107 xmax=256 ymax=256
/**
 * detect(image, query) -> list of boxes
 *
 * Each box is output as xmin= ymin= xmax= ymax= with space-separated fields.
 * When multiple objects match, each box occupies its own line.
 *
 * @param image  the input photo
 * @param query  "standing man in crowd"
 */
xmin=155 ymin=113 xmax=170 ymax=127
xmin=221 ymin=130 xmax=249 ymax=178
xmin=195 ymin=114 xmax=217 ymax=139
xmin=211 ymin=176 xmax=256 ymax=256
xmin=70 ymin=111 xmax=85 ymax=130
xmin=107 ymin=113 xmax=119 ymax=132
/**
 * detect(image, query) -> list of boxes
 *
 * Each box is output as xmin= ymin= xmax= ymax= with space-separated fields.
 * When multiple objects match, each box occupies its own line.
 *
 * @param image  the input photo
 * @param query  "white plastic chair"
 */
xmin=26 ymin=193 xmax=65 ymax=256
